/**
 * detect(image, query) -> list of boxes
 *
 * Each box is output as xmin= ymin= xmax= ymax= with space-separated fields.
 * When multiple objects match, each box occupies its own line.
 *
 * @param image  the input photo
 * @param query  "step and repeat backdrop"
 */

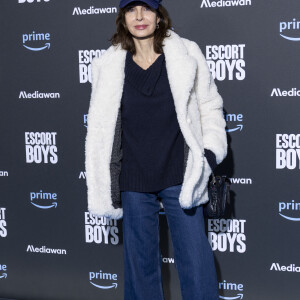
xmin=0 ymin=0 xmax=300 ymax=299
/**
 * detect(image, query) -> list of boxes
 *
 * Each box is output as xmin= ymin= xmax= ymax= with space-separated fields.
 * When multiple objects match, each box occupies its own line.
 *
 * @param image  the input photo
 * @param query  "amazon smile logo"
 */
xmin=278 ymin=200 xmax=300 ymax=221
xmin=0 ymin=264 xmax=7 ymax=280
xmin=89 ymin=269 xmax=118 ymax=289
xmin=30 ymin=190 xmax=58 ymax=209
xmin=279 ymin=19 xmax=300 ymax=41
xmin=219 ymin=280 xmax=244 ymax=299
xmin=225 ymin=113 xmax=244 ymax=133
xmin=220 ymin=295 xmax=243 ymax=299
xmin=22 ymin=31 xmax=51 ymax=51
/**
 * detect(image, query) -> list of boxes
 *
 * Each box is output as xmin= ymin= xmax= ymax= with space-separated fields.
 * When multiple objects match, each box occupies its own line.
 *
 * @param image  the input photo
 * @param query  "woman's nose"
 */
xmin=136 ymin=7 xmax=143 ymax=20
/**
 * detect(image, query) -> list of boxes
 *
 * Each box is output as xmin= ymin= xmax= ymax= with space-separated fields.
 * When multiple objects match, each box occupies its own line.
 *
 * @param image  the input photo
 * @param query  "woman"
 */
xmin=85 ymin=0 xmax=227 ymax=299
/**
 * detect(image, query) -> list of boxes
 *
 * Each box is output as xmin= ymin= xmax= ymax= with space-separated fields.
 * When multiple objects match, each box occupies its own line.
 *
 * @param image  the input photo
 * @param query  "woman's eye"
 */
xmin=125 ymin=6 xmax=134 ymax=12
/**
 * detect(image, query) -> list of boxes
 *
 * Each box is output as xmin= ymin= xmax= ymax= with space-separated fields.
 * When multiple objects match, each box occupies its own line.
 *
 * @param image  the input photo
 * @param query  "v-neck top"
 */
xmin=119 ymin=50 xmax=184 ymax=192
xmin=125 ymin=51 xmax=165 ymax=96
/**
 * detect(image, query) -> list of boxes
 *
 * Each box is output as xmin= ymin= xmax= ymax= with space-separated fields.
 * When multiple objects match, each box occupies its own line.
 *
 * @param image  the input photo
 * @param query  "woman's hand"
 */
xmin=204 ymin=148 xmax=217 ymax=172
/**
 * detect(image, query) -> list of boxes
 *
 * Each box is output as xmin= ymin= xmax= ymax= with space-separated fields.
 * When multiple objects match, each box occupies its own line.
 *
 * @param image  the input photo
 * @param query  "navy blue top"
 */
xmin=119 ymin=51 xmax=184 ymax=192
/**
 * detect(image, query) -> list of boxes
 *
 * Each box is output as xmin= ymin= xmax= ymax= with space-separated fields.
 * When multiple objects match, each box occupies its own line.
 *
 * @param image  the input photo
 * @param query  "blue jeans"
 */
xmin=121 ymin=184 xmax=219 ymax=300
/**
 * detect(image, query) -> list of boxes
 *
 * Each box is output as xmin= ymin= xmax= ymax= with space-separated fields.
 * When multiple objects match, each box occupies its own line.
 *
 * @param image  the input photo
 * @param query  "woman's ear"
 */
xmin=157 ymin=15 xmax=161 ymax=25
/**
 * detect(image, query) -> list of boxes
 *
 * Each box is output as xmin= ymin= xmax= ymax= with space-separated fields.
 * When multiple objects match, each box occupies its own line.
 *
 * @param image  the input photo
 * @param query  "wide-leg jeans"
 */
xmin=121 ymin=184 xmax=219 ymax=300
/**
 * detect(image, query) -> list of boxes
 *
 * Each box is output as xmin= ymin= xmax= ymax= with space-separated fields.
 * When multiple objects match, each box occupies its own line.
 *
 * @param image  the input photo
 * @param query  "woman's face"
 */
xmin=124 ymin=2 xmax=160 ymax=38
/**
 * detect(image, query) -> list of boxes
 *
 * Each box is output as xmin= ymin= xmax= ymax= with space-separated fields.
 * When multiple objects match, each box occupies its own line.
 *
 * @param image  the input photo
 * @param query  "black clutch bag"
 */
xmin=204 ymin=173 xmax=231 ymax=219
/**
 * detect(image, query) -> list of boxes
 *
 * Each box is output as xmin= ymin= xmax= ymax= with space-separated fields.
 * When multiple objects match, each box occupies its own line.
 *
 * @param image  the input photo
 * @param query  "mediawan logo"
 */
xmin=162 ymin=257 xmax=175 ymax=264
xmin=25 ymin=132 xmax=58 ymax=164
xmin=270 ymin=263 xmax=300 ymax=273
xmin=0 ymin=171 xmax=8 ymax=177
xmin=89 ymin=269 xmax=118 ymax=289
xmin=219 ymin=280 xmax=244 ymax=300
xmin=230 ymin=177 xmax=252 ymax=184
xmin=276 ymin=134 xmax=300 ymax=169
xmin=19 ymin=91 xmax=60 ymax=100
xmin=0 ymin=208 xmax=7 ymax=238
xmin=279 ymin=19 xmax=300 ymax=41
xmin=225 ymin=113 xmax=243 ymax=133
xmin=79 ymin=171 xmax=86 ymax=179
xmin=78 ymin=50 xmax=106 ymax=83
xmin=0 ymin=264 xmax=7 ymax=280
xmin=22 ymin=31 xmax=51 ymax=51
xmin=30 ymin=190 xmax=58 ymax=209
xmin=85 ymin=212 xmax=119 ymax=245
xmin=278 ymin=200 xmax=300 ymax=221
xmin=18 ymin=0 xmax=50 ymax=3
xmin=72 ymin=6 xmax=117 ymax=16
xmin=271 ymin=88 xmax=300 ymax=97
xmin=200 ymin=0 xmax=251 ymax=8
xmin=208 ymin=219 xmax=246 ymax=253
xmin=27 ymin=245 xmax=67 ymax=255
xmin=206 ymin=44 xmax=246 ymax=81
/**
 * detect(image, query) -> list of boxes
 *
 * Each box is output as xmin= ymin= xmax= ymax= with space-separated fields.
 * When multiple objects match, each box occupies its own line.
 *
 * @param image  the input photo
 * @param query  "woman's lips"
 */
xmin=135 ymin=25 xmax=148 ymax=30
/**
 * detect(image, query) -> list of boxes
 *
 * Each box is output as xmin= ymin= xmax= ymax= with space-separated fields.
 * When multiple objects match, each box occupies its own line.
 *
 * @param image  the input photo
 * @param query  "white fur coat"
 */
xmin=85 ymin=29 xmax=227 ymax=220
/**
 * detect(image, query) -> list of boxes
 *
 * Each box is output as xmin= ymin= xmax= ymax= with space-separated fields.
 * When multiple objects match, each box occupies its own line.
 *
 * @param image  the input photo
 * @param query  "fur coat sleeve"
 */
xmin=183 ymin=39 xmax=227 ymax=164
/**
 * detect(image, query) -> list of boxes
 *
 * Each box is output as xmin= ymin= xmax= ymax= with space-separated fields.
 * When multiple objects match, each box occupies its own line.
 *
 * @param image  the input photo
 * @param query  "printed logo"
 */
xmin=270 ymin=263 xmax=300 ymax=272
xmin=78 ymin=49 xmax=106 ymax=83
xmin=0 ymin=208 xmax=7 ymax=238
xmin=18 ymin=0 xmax=50 ymax=3
xmin=27 ymin=245 xmax=67 ymax=255
xmin=84 ymin=114 xmax=88 ymax=128
xmin=279 ymin=19 xmax=300 ymax=41
xmin=162 ymin=257 xmax=175 ymax=264
xmin=0 ymin=171 xmax=8 ymax=177
xmin=225 ymin=113 xmax=243 ymax=132
xmin=271 ymin=88 xmax=300 ymax=97
xmin=278 ymin=200 xmax=300 ymax=221
xmin=30 ymin=190 xmax=58 ymax=209
xmin=22 ymin=31 xmax=51 ymax=51
xmin=72 ymin=6 xmax=117 ymax=16
xmin=25 ymin=132 xmax=58 ymax=164
xmin=0 ymin=264 xmax=7 ymax=280
xmin=19 ymin=91 xmax=61 ymax=100
xmin=276 ymin=134 xmax=300 ymax=169
xmin=208 ymin=219 xmax=246 ymax=253
xmin=79 ymin=171 xmax=86 ymax=179
xmin=85 ymin=212 xmax=119 ymax=245
xmin=219 ymin=280 xmax=244 ymax=300
xmin=89 ymin=269 xmax=118 ymax=289
xmin=200 ymin=0 xmax=251 ymax=8
xmin=230 ymin=178 xmax=252 ymax=184
xmin=206 ymin=45 xmax=246 ymax=81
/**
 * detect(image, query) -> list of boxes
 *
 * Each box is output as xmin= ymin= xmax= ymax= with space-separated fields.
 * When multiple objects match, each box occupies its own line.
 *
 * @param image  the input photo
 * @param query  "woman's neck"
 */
xmin=132 ymin=36 xmax=160 ymax=64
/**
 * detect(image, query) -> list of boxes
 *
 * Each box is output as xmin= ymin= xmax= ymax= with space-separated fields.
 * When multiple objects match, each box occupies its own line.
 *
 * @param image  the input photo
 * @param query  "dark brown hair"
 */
xmin=109 ymin=3 xmax=174 ymax=55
